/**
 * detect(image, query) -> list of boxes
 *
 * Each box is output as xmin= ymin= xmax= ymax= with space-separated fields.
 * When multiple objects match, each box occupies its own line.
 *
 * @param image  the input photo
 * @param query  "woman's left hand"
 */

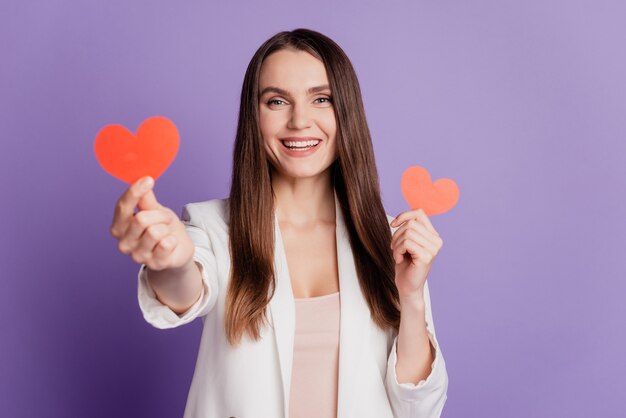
xmin=390 ymin=208 xmax=443 ymax=301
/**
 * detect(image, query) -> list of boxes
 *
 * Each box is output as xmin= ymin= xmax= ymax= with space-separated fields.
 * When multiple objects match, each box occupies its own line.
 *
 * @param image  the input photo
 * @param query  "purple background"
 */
xmin=2 ymin=1 xmax=625 ymax=417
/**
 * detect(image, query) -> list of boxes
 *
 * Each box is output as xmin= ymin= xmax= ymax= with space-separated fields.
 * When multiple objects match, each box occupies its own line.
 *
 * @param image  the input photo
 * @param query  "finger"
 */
xmin=138 ymin=187 xmax=162 ymax=212
xmin=413 ymin=209 xmax=438 ymax=236
xmin=148 ymin=235 xmax=178 ymax=270
xmin=391 ymin=226 xmax=438 ymax=254
xmin=391 ymin=219 xmax=440 ymax=251
xmin=131 ymin=223 xmax=171 ymax=261
xmin=110 ymin=176 xmax=154 ymax=238
xmin=117 ymin=210 xmax=173 ymax=254
xmin=390 ymin=209 xmax=416 ymax=227
xmin=391 ymin=209 xmax=438 ymax=236
xmin=393 ymin=239 xmax=433 ymax=265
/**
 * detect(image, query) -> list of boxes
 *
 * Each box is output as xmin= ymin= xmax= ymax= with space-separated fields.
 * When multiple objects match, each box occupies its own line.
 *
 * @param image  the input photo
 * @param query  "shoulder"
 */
xmin=181 ymin=197 xmax=230 ymax=230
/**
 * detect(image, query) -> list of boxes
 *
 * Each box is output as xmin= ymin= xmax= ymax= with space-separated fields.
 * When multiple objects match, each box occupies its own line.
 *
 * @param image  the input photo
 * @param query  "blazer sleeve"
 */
xmin=137 ymin=202 xmax=220 ymax=329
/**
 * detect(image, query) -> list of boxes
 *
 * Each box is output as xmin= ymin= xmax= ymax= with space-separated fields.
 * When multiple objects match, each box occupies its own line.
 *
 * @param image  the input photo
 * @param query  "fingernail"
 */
xmin=139 ymin=177 xmax=153 ymax=190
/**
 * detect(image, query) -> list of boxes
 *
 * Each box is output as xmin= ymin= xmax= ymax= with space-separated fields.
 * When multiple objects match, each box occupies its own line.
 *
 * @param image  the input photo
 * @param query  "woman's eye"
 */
xmin=316 ymin=97 xmax=333 ymax=104
xmin=266 ymin=97 xmax=332 ymax=106
xmin=267 ymin=99 xmax=285 ymax=106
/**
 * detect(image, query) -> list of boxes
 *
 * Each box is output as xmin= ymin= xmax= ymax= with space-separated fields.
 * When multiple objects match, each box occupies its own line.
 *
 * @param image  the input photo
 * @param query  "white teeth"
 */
xmin=283 ymin=140 xmax=320 ymax=148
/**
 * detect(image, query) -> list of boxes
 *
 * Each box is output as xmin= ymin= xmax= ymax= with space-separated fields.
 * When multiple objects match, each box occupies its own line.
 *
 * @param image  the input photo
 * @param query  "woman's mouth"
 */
xmin=280 ymin=139 xmax=321 ymax=151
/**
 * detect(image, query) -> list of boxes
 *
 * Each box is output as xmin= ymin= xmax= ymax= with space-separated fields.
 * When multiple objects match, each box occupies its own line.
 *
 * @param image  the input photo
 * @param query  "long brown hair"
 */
xmin=226 ymin=28 xmax=400 ymax=346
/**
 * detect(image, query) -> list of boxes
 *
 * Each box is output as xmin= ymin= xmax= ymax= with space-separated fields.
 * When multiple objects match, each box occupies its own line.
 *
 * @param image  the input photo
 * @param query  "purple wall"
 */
xmin=2 ymin=1 xmax=625 ymax=417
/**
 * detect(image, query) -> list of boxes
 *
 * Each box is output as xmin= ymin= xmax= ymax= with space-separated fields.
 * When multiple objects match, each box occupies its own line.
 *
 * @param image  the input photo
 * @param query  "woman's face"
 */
xmin=258 ymin=48 xmax=338 ymax=180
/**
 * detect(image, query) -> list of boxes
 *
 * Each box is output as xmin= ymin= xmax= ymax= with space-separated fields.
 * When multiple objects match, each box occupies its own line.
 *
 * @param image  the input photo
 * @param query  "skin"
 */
xmin=110 ymin=47 xmax=443 ymax=385
xmin=259 ymin=49 xmax=338 ymax=185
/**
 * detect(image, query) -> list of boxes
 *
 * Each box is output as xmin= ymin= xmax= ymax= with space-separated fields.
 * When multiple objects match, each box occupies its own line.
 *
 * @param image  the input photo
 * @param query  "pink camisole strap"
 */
xmin=289 ymin=291 xmax=341 ymax=418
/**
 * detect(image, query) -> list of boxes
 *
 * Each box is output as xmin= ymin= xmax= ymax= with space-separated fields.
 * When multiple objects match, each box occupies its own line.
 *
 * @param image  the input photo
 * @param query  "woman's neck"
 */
xmin=271 ymin=169 xmax=335 ymax=227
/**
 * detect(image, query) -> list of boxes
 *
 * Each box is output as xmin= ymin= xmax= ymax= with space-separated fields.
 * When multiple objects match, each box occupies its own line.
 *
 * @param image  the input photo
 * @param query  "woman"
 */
xmin=110 ymin=28 xmax=448 ymax=417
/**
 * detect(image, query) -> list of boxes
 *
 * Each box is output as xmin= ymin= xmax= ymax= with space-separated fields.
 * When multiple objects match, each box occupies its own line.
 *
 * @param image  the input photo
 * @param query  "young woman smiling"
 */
xmin=110 ymin=28 xmax=448 ymax=417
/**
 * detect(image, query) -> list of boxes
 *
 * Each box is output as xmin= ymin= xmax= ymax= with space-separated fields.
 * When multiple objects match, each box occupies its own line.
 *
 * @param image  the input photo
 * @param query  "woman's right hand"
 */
xmin=110 ymin=176 xmax=195 ymax=272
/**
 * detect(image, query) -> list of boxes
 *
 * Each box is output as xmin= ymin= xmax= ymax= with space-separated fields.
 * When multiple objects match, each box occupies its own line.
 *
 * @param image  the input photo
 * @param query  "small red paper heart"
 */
xmin=401 ymin=166 xmax=459 ymax=216
xmin=94 ymin=116 xmax=179 ymax=184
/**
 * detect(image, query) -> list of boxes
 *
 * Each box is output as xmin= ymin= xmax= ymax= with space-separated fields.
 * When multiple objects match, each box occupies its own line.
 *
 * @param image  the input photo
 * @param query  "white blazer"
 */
xmin=137 ymin=190 xmax=448 ymax=418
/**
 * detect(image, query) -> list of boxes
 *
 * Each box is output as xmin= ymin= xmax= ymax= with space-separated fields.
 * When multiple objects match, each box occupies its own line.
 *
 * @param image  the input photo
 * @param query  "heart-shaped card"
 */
xmin=401 ymin=165 xmax=459 ymax=216
xmin=94 ymin=116 xmax=179 ymax=184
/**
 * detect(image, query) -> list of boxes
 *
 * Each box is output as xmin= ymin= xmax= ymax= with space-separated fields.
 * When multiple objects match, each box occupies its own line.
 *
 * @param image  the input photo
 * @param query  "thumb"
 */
xmin=137 ymin=184 xmax=161 ymax=212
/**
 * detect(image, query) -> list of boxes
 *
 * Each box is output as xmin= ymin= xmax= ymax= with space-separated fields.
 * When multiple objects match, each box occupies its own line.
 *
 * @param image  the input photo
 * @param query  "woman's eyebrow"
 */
xmin=259 ymin=84 xmax=330 ymax=97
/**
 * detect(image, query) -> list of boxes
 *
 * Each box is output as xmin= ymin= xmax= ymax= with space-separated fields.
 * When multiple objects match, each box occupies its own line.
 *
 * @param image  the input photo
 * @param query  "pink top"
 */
xmin=289 ymin=291 xmax=341 ymax=418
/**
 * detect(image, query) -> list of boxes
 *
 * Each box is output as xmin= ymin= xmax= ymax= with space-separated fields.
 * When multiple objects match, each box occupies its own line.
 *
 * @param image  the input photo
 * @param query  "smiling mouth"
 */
xmin=280 ymin=139 xmax=321 ymax=150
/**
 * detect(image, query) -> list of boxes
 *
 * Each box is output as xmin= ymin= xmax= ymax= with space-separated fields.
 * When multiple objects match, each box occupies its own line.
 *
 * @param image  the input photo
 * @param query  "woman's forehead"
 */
xmin=259 ymin=49 xmax=329 ymax=93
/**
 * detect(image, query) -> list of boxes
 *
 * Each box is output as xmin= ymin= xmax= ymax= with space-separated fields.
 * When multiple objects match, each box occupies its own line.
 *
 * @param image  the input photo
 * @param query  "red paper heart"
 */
xmin=401 ymin=166 xmax=459 ymax=216
xmin=94 ymin=116 xmax=179 ymax=184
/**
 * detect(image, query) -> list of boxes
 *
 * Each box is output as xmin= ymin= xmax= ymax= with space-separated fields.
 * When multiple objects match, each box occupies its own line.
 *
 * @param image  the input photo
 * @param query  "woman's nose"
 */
xmin=287 ymin=102 xmax=312 ymax=130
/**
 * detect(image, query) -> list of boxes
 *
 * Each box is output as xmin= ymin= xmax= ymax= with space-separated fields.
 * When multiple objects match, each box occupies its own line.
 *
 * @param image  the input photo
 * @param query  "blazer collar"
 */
xmin=269 ymin=189 xmax=371 ymax=418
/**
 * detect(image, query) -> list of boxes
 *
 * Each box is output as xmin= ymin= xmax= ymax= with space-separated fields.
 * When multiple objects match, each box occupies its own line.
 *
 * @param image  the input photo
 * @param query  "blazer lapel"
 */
xmin=334 ymin=190 xmax=370 ymax=418
xmin=268 ymin=190 xmax=370 ymax=418
xmin=269 ymin=208 xmax=295 ymax=417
